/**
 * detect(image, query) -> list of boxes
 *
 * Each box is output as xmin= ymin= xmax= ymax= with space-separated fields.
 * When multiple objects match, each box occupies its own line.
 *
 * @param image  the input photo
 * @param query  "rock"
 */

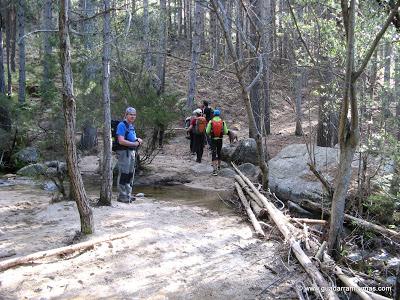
xmin=190 ymin=163 xmax=213 ymax=174
xmin=14 ymin=147 xmax=40 ymax=165
xmin=135 ymin=193 xmax=145 ymax=197
xmin=42 ymin=181 xmax=58 ymax=192
xmin=218 ymin=168 xmax=236 ymax=178
xmin=17 ymin=163 xmax=46 ymax=177
xmin=268 ymin=144 xmax=338 ymax=201
xmin=237 ymin=163 xmax=260 ymax=179
xmin=222 ymin=138 xmax=259 ymax=165
xmin=3 ymin=173 xmax=16 ymax=179
xmin=221 ymin=144 xmax=236 ymax=162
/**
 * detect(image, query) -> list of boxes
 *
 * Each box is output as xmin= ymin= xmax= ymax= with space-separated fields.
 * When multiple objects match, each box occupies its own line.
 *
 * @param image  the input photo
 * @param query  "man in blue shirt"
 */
xmin=116 ymin=107 xmax=143 ymax=203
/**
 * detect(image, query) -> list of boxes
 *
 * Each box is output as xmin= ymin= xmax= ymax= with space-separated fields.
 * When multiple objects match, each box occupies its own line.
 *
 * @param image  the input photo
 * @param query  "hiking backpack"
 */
xmin=111 ymin=120 xmax=129 ymax=151
xmin=193 ymin=116 xmax=207 ymax=135
xmin=211 ymin=119 xmax=224 ymax=138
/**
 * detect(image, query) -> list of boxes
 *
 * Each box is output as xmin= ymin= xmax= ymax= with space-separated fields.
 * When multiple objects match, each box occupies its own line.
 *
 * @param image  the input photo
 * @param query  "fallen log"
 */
xmin=299 ymin=199 xmax=400 ymax=240
xmin=234 ymin=182 xmax=265 ymax=237
xmin=232 ymin=162 xmax=339 ymax=300
xmin=293 ymin=218 xmax=327 ymax=225
xmin=0 ymin=232 xmax=130 ymax=272
xmin=288 ymin=200 xmax=314 ymax=216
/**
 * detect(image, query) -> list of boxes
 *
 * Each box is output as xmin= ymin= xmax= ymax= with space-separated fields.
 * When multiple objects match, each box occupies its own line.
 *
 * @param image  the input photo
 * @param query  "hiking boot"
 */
xmin=217 ymin=165 xmax=221 ymax=171
xmin=129 ymin=196 xmax=136 ymax=202
xmin=196 ymin=159 xmax=201 ymax=163
xmin=117 ymin=195 xmax=130 ymax=203
xmin=212 ymin=170 xmax=218 ymax=176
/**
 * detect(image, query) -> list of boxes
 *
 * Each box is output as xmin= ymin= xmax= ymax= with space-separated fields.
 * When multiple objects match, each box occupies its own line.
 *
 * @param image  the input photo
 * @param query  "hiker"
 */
xmin=206 ymin=109 xmax=228 ymax=176
xmin=187 ymin=108 xmax=207 ymax=163
xmin=185 ymin=110 xmax=197 ymax=154
xmin=115 ymin=107 xmax=143 ymax=203
xmin=201 ymin=100 xmax=214 ymax=148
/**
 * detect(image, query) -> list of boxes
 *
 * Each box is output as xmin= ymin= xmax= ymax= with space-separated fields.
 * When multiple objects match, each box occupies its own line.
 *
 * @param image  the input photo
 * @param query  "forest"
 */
xmin=0 ymin=0 xmax=400 ymax=299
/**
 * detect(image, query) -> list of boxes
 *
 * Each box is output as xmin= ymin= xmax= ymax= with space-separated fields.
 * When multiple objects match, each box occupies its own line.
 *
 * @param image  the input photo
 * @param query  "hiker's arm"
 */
xmin=223 ymin=122 xmax=229 ymax=135
xmin=186 ymin=124 xmax=193 ymax=133
xmin=118 ymin=135 xmax=142 ymax=147
xmin=206 ymin=121 xmax=211 ymax=135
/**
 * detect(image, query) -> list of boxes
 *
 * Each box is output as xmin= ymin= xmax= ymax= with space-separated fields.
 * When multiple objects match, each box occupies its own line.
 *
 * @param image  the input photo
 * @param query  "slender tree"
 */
xmin=0 ymin=15 xmax=6 ymax=94
xmin=5 ymin=7 xmax=12 ymax=95
xmin=157 ymin=0 xmax=168 ymax=94
xmin=186 ymin=0 xmax=202 ymax=109
xmin=59 ymin=0 xmax=94 ymax=234
xmin=17 ymin=0 xmax=25 ymax=104
xmin=43 ymin=0 xmax=53 ymax=85
xmin=328 ymin=0 xmax=400 ymax=254
xmin=143 ymin=0 xmax=151 ymax=70
xmin=99 ymin=0 xmax=113 ymax=206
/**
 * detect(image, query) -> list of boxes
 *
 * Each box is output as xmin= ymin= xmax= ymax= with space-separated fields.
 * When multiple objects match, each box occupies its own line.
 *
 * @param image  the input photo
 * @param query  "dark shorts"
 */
xmin=211 ymin=139 xmax=223 ymax=161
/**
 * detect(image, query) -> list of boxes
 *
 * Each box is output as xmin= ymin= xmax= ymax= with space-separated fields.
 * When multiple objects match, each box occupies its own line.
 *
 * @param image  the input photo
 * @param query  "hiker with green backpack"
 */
xmin=187 ymin=108 xmax=207 ymax=163
xmin=206 ymin=109 xmax=228 ymax=176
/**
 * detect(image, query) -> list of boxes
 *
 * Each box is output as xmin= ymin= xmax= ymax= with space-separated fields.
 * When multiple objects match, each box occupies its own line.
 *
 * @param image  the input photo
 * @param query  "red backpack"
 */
xmin=211 ymin=119 xmax=224 ymax=138
xmin=193 ymin=116 xmax=207 ymax=135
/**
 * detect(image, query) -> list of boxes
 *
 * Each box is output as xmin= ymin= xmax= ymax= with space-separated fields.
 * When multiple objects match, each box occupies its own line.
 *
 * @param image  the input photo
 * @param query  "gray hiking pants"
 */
xmin=116 ymin=149 xmax=136 ymax=200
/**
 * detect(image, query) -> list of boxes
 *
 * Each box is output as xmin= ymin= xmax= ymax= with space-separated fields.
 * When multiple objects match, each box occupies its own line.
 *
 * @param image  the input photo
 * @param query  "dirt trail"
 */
xmin=0 ymin=182 xmax=305 ymax=300
xmin=0 ymin=127 xmax=307 ymax=299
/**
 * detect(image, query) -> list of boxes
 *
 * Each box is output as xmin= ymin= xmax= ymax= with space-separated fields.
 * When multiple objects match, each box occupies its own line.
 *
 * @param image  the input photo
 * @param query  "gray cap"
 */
xmin=126 ymin=107 xmax=136 ymax=114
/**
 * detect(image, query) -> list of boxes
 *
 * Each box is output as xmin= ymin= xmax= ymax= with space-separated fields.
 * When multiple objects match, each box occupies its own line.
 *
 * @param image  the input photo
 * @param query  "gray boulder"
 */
xmin=218 ymin=168 xmax=236 ymax=178
xmin=238 ymin=163 xmax=261 ymax=180
xmin=17 ymin=163 xmax=46 ymax=177
xmin=222 ymin=138 xmax=259 ymax=165
xmin=15 ymin=147 xmax=40 ymax=165
xmin=268 ymin=144 xmax=338 ymax=201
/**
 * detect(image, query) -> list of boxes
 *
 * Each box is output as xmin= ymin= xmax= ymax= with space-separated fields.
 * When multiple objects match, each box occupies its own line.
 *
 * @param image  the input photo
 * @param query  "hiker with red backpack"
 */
xmin=206 ymin=109 xmax=228 ymax=176
xmin=114 ymin=107 xmax=143 ymax=203
xmin=187 ymin=108 xmax=207 ymax=163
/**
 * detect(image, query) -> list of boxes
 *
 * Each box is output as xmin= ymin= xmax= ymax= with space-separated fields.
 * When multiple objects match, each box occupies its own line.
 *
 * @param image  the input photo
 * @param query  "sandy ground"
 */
xmin=0 ymin=181 xmax=306 ymax=300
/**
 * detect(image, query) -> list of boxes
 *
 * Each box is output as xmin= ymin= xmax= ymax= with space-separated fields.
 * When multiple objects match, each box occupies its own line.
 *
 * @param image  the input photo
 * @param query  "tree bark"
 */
xmin=10 ymin=5 xmax=16 ymax=73
xmin=328 ymin=0 xmax=358 ymax=255
xmin=17 ymin=0 xmax=25 ymax=103
xmin=99 ymin=0 xmax=113 ymax=206
xmin=59 ymin=0 xmax=94 ymax=234
xmin=143 ymin=0 xmax=151 ymax=70
xmin=43 ymin=0 xmax=53 ymax=85
xmin=0 ymin=15 xmax=6 ymax=94
xmin=186 ymin=0 xmax=202 ymax=109
xmin=5 ymin=7 xmax=12 ymax=95
xmin=157 ymin=0 xmax=168 ymax=94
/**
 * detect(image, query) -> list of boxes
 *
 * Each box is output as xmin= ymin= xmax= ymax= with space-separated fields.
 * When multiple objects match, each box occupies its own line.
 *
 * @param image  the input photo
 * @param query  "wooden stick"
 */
xmin=234 ymin=182 xmax=265 ymax=237
xmin=232 ymin=162 xmax=339 ymax=300
xmin=0 ymin=232 xmax=130 ymax=272
xmin=235 ymin=175 xmax=264 ymax=208
xmin=303 ymin=223 xmax=310 ymax=251
xmin=299 ymin=199 xmax=400 ymax=239
xmin=293 ymin=218 xmax=327 ymax=225
xmin=315 ymin=241 xmax=327 ymax=261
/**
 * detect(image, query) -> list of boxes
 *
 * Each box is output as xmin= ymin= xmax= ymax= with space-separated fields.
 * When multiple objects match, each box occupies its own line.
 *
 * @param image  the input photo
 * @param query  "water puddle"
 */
xmin=134 ymin=185 xmax=235 ymax=216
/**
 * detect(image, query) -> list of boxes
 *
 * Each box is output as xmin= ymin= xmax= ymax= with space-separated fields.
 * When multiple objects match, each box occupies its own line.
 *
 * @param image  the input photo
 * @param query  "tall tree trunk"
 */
xmin=328 ymin=0 xmax=358 ymax=254
xmin=186 ymin=0 xmax=202 ymax=109
xmin=17 ymin=0 xmax=25 ymax=104
xmin=382 ymin=40 xmax=392 ymax=120
xmin=248 ymin=0 xmax=260 ymax=138
xmin=82 ymin=0 xmax=96 ymax=80
xmin=143 ymin=0 xmax=151 ymax=70
xmin=5 ymin=7 xmax=12 ymax=95
xmin=10 ymin=5 xmax=16 ymax=73
xmin=99 ymin=0 xmax=113 ymax=206
xmin=43 ymin=0 xmax=53 ymax=85
xmin=59 ymin=0 xmax=94 ymax=234
xmin=260 ymin=0 xmax=271 ymax=135
xmin=0 ymin=16 xmax=6 ymax=94
xmin=157 ymin=0 xmax=167 ymax=94
xmin=235 ymin=0 xmax=243 ymax=61
xmin=328 ymin=1 xmax=400 ymax=254
xmin=177 ymin=0 xmax=182 ymax=37
xmin=210 ymin=9 xmax=219 ymax=69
